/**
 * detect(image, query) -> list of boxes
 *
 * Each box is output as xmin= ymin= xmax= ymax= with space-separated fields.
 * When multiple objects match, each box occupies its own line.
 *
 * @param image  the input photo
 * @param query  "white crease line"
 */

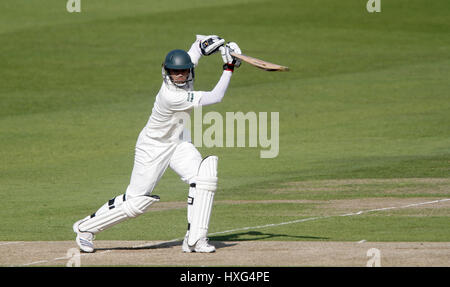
xmin=21 ymin=260 xmax=48 ymax=266
xmin=210 ymin=198 xmax=450 ymax=236
xmin=20 ymin=249 xmax=114 ymax=267
xmin=19 ymin=198 xmax=450 ymax=266
xmin=0 ymin=242 xmax=24 ymax=246
xmin=209 ymin=216 xmax=326 ymax=236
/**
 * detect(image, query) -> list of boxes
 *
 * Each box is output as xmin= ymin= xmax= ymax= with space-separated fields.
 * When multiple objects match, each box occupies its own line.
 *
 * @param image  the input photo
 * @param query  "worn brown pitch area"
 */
xmin=1 ymin=240 xmax=449 ymax=267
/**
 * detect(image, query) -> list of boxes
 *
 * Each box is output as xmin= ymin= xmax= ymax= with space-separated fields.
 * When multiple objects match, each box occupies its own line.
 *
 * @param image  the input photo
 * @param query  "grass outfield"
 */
xmin=0 ymin=0 xmax=449 ymax=244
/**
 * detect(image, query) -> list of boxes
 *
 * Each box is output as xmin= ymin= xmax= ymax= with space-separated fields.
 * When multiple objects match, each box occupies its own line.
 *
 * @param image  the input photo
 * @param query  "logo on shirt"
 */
xmin=187 ymin=92 xmax=194 ymax=103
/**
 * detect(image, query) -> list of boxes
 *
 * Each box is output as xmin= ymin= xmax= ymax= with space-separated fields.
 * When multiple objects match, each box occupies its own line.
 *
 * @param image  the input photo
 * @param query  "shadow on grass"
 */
xmin=94 ymin=240 xmax=237 ymax=252
xmin=210 ymin=230 xmax=329 ymax=241
xmin=94 ymin=231 xmax=328 ymax=253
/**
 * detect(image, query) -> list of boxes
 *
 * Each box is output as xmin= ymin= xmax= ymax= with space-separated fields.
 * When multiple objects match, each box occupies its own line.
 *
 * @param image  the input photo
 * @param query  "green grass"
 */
xmin=0 ymin=0 xmax=449 ymax=242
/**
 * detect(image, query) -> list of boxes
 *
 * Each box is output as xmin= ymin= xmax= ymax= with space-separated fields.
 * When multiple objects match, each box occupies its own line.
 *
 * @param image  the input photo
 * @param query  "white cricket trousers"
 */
xmin=125 ymin=127 xmax=202 ymax=198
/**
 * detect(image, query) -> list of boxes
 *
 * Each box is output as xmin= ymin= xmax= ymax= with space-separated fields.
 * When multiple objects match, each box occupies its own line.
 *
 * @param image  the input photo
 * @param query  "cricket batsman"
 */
xmin=72 ymin=35 xmax=241 ymax=253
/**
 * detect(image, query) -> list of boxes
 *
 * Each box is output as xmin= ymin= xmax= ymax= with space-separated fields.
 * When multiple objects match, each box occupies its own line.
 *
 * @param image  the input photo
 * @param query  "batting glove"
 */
xmin=220 ymin=46 xmax=234 ymax=71
xmin=226 ymin=42 xmax=242 ymax=67
xmin=199 ymin=35 xmax=225 ymax=56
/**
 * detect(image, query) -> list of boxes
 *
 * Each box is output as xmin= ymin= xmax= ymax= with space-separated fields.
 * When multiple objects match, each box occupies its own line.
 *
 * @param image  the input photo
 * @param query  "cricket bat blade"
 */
xmin=230 ymin=52 xmax=289 ymax=72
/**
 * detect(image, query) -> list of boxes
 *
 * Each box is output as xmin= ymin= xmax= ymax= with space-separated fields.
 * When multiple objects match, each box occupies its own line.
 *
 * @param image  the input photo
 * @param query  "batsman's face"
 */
xmin=168 ymin=69 xmax=190 ymax=84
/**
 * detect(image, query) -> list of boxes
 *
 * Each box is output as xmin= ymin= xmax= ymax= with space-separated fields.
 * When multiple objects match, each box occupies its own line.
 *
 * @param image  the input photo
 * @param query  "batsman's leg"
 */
xmin=187 ymin=156 xmax=218 ymax=251
xmin=73 ymin=194 xmax=160 ymax=252
xmin=77 ymin=194 xmax=160 ymax=234
xmin=170 ymin=142 xmax=218 ymax=252
xmin=182 ymin=183 xmax=197 ymax=252
xmin=73 ymin=134 xmax=177 ymax=253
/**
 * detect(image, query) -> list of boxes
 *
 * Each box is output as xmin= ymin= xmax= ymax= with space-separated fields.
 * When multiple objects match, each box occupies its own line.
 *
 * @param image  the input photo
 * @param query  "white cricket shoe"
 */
xmin=182 ymin=233 xmax=195 ymax=253
xmin=73 ymin=219 xmax=95 ymax=253
xmin=182 ymin=233 xmax=216 ymax=253
xmin=194 ymin=238 xmax=216 ymax=253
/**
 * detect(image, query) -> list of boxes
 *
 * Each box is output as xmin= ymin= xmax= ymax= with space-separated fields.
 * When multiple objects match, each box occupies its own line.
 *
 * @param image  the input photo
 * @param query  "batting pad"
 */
xmin=188 ymin=156 xmax=218 ymax=246
xmin=78 ymin=195 xmax=159 ymax=234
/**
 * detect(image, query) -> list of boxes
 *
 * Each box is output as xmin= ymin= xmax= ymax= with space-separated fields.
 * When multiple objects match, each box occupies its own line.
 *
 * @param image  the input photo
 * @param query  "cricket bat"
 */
xmin=230 ymin=52 xmax=289 ymax=72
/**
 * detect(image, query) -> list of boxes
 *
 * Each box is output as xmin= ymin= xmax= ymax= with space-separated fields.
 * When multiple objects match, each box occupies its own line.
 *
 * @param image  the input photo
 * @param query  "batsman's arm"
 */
xmin=198 ymin=42 xmax=241 ymax=106
xmin=187 ymin=38 xmax=203 ymax=67
xmin=198 ymin=70 xmax=232 ymax=106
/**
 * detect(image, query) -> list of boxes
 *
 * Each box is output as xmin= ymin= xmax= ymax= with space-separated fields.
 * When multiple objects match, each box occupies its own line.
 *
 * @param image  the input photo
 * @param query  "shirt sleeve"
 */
xmin=168 ymin=90 xmax=203 ymax=111
xmin=198 ymin=70 xmax=232 ymax=106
